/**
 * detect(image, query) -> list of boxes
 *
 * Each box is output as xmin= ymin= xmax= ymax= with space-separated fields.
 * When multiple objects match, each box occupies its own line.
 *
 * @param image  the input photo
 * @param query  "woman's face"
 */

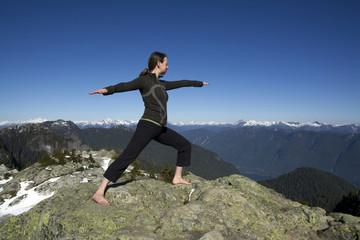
xmin=158 ymin=57 xmax=169 ymax=75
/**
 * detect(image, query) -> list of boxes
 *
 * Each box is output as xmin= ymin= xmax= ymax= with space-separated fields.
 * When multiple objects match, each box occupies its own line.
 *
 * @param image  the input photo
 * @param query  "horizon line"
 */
xmin=0 ymin=118 xmax=359 ymax=127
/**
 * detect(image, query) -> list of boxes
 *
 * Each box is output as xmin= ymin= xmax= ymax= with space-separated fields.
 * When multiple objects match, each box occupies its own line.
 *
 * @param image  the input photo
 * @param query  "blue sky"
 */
xmin=1 ymin=0 xmax=359 ymax=124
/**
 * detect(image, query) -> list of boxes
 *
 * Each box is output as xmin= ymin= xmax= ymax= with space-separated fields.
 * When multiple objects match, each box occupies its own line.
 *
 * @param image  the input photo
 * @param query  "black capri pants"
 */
xmin=104 ymin=120 xmax=191 ymax=183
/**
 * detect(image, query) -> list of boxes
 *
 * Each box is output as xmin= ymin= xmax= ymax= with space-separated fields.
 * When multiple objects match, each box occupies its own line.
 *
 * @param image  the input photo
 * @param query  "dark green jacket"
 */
xmin=104 ymin=73 xmax=203 ymax=126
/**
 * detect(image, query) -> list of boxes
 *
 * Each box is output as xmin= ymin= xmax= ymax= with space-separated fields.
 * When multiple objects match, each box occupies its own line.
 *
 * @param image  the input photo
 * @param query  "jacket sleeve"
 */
xmin=160 ymin=80 xmax=203 ymax=90
xmin=103 ymin=78 xmax=143 ymax=95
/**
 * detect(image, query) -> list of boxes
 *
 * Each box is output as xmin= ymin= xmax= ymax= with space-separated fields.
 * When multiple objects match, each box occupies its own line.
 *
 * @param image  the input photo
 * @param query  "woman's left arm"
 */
xmin=161 ymin=80 xmax=210 ymax=90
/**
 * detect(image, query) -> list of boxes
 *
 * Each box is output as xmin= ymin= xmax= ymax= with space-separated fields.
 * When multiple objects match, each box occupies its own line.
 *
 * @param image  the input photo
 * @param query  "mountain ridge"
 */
xmin=1 ymin=118 xmax=359 ymax=133
xmin=258 ymin=167 xmax=359 ymax=213
xmin=0 ymin=120 xmax=239 ymax=180
xmin=182 ymin=127 xmax=360 ymax=188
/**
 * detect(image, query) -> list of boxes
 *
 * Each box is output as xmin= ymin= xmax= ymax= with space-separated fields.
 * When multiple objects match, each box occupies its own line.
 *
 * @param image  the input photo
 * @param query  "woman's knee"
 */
xmin=179 ymin=139 xmax=191 ymax=152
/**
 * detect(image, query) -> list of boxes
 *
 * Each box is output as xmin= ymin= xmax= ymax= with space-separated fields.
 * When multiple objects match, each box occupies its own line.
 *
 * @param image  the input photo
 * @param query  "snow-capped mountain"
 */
xmin=74 ymin=119 xmax=138 ymax=129
xmin=1 ymin=119 xmax=359 ymax=133
xmin=75 ymin=119 xmax=358 ymax=133
xmin=0 ymin=118 xmax=49 ymax=128
xmin=232 ymin=120 xmax=360 ymax=133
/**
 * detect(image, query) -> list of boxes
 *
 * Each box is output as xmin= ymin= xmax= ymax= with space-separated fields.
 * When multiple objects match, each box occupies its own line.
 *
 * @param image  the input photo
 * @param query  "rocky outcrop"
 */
xmin=0 ymin=150 xmax=359 ymax=239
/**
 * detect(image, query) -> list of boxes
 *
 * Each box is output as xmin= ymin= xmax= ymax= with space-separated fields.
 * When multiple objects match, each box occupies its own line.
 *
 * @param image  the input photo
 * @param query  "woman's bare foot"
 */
xmin=92 ymin=177 xmax=111 ymax=205
xmin=92 ymin=192 xmax=110 ymax=205
xmin=172 ymin=166 xmax=192 ymax=185
xmin=172 ymin=177 xmax=192 ymax=185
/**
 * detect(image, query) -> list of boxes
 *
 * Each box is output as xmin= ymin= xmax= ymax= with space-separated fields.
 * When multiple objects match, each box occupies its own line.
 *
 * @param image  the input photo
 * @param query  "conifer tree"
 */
xmin=334 ymin=190 xmax=360 ymax=217
xmin=4 ymin=172 xmax=11 ymax=180
xmin=76 ymin=153 xmax=82 ymax=163
xmin=161 ymin=162 xmax=175 ymax=183
xmin=130 ymin=159 xmax=141 ymax=181
xmin=70 ymin=149 xmax=77 ymax=162
xmin=88 ymin=153 xmax=95 ymax=163
xmin=64 ymin=149 xmax=70 ymax=156
xmin=38 ymin=152 xmax=56 ymax=167
xmin=52 ymin=149 xmax=62 ymax=159
xmin=58 ymin=156 xmax=66 ymax=165
xmin=150 ymin=162 xmax=156 ymax=179
xmin=70 ymin=149 xmax=81 ymax=163
xmin=53 ymin=149 xmax=66 ymax=165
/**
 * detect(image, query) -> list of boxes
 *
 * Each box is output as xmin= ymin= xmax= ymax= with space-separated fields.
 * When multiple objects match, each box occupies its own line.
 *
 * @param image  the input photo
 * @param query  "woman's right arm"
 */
xmin=89 ymin=77 xmax=143 ymax=96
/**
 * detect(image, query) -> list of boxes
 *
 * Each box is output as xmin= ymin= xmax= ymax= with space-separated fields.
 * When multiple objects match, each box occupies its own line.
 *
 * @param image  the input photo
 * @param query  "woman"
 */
xmin=89 ymin=52 xmax=209 ymax=205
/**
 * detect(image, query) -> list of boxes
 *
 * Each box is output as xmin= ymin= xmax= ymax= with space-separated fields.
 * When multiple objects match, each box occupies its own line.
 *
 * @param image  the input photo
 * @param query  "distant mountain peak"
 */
xmin=1 ymin=119 xmax=359 ymax=133
xmin=0 ymin=118 xmax=49 ymax=126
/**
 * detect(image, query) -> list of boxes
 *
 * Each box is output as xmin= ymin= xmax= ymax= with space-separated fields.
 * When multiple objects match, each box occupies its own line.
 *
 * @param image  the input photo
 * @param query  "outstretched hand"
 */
xmin=89 ymin=88 xmax=108 ymax=95
xmin=203 ymin=82 xmax=210 ymax=85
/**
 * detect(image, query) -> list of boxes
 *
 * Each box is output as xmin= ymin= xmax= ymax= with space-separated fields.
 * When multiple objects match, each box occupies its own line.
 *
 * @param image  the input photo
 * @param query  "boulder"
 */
xmin=0 ymin=164 xmax=9 ymax=173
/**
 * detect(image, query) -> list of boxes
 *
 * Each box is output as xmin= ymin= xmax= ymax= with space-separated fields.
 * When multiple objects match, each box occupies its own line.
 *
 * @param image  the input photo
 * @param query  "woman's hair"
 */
xmin=139 ymin=52 xmax=167 ymax=77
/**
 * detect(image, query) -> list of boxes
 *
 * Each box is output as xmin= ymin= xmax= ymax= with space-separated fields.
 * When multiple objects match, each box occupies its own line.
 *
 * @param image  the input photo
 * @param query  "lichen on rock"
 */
xmin=0 ymin=150 xmax=359 ymax=239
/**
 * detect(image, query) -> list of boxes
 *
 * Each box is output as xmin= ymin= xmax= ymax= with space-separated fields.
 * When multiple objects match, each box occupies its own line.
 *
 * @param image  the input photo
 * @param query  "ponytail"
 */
xmin=139 ymin=68 xmax=149 ymax=77
xmin=139 ymin=52 xmax=167 ymax=77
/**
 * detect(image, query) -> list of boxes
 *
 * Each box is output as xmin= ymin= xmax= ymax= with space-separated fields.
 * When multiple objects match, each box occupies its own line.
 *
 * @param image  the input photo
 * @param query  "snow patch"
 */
xmin=188 ymin=189 xmax=195 ymax=202
xmin=0 ymin=177 xmax=13 ymax=185
xmin=0 ymin=177 xmax=60 ymax=217
xmin=102 ymin=157 xmax=112 ymax=171
xmin=80 ymin=178 xmax=88 ymax=183
xmin=125 ymin=165 xmax=133 ymax=173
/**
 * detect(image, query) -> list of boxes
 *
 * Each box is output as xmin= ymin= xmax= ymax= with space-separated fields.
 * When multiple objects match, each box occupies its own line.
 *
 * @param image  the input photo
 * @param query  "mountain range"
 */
xmin=182 ymin=126 xmax=360 ymax=188
xmin=1 ymin=118 xmax=359 ymax=188
xmin=0 ymin=120 xmax=238 ymax=180
xmin=1 ymin=118 xmax=359 ymax=133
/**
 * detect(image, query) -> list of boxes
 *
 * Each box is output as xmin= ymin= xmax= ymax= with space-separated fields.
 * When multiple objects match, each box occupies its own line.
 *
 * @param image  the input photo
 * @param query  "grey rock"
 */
xmin=50 ymin=164 xmax=77 ymax=177
xmin=0 ymin=214 xmax=13 ymax=226
xmin=0 ymin=178 xmax=20 ymax=198
xmin=0 ymin=150 xmax=359 ymax=240
xmin=95 ymin=149 xmax=117 ymax=159
xmin=0 ymin=164 xmax=9 ymax=173
xmin=33 ymin=169 xmax=51 ymax=185
xmin=0 ymin=193 xmax=14 ymax=201
xmin=318 ymin=223 xmax=360 ymax=240
xmin=329 ymin=212 xmax=360 ymax=223
xmin=199 ymin=231 xmax=225 ymax=240
xmin=9 ymin=194 xmax=27 ymax=207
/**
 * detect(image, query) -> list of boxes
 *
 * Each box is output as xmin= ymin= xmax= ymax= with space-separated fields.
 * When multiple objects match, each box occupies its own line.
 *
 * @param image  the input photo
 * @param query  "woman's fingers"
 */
xmin=89 ymin=89 xmax=107 ymax=95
